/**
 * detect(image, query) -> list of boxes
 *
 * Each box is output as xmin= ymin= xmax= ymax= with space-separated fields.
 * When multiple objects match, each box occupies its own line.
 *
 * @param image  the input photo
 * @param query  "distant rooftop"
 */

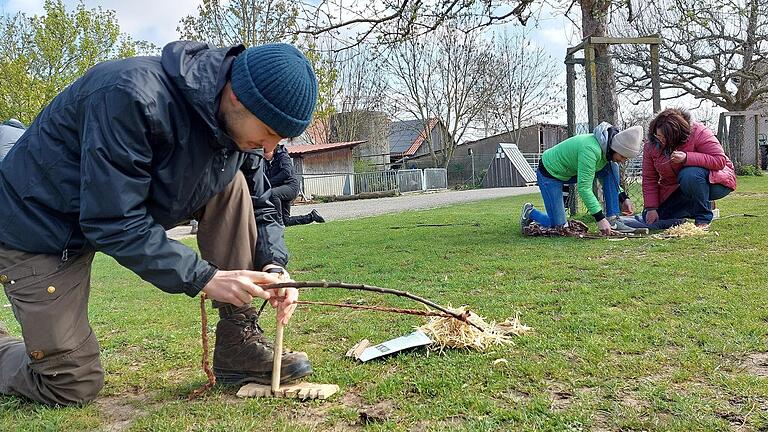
xmin=286 ymin=140 xmax=365 ymax=156
xmin=389 ymin=118 xmax=438 ymax=155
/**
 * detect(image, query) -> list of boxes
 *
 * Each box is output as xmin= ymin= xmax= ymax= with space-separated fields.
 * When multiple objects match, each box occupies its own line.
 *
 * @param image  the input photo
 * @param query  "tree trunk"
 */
xmin=726 ymin=0 xmax=758 ymax=169
xmin=727 ymin=116 xmax=746 ymax=168
xmin=580 ymin=0 xmax=617 ymax=124
xmin=580 ymin=0 xmax=617 ymax=211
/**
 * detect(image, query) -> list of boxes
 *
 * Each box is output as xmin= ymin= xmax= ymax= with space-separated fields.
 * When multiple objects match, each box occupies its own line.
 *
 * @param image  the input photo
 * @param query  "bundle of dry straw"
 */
xmin=653 ymin=221 xmax=709 ymax=239
xmin=419 ymin=306 xmax=531 ymax=352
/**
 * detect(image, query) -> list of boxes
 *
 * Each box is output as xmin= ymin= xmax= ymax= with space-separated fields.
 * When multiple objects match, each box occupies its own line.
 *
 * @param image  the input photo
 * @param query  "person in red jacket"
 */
xmin=642 ymin=108 xmax=737 ymax=229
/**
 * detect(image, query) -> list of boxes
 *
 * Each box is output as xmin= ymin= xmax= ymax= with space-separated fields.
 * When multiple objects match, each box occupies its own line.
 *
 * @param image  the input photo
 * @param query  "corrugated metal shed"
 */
xmin=482 ymin=143 xmax=537 ymax=188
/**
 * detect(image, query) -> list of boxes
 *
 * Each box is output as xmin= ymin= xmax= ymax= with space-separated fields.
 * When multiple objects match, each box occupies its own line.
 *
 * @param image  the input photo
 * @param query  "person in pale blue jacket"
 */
xmin=0 ymin=119 xmax=26 ymax=161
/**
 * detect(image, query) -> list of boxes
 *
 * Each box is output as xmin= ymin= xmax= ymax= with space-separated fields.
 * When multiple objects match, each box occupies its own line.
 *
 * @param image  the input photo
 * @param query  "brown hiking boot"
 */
xmin=212 ymin=308 xmax=312 ymax=386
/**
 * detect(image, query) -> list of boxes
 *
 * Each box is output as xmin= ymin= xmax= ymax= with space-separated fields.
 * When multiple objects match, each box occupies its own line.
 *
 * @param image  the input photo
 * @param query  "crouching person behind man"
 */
xmin=264 ymin=145 xmax=325 ymax=226
xmin=261 ymin=144 xmax=325 ymax=226
xmin=0 ymin=119 xmax=26 ymax=162
xmin=0 ymin=41 xmax=318 ymax=406
xmin=520 ymin=123 xmax=644 ymax=235
xmin=642 ymin=108 xmax=736 ymax=230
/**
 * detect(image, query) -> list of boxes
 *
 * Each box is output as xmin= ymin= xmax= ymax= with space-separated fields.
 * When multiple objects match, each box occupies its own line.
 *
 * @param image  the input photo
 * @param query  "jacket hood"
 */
xmin=593 ymin=121 xmax=619 ymax=158
xmin=2 ymin=118 xmax=25 ymax=129
xmin=161 ymin=41 xmax=245 ymax=149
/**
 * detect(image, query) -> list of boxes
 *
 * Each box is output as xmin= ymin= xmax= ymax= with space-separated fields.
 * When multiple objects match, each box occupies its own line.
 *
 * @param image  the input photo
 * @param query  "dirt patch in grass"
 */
xmin=551 ymin=391 xmax=573 ymax=410
xmin=340 ymin=390 xmax=364 ymax=406
xmin=590 ymin=410 xmax=612 ymax=432
xmin=412 ymin=415 xmax=465 ymax=431
xmin=547 ymin=383 xmax=574 ymax=411
xmin=284 ymin=388 xmax=397 ymax=428
xmin=715 ymin=410 xmax=746 ymax=428
xmin=618 ymin=391 xmax=650 ymax=410
xmin=501 ymin=388 xmax=531 ymax=405
xmin=736 ymin=395 xmax=768 ymax=411
xmin=716 ymin=395 xmax=768 ymax=430
xmin=741 ymin=352 xmax=768 ymax=377
xmin=357 ymin=400 xmax=397 ymax=424
xmin=286 ymin=402 xmax=340 ymax=430
xmin=344 ymin=389 xmax=398 ymax=425
xmin=93 ymin=395 xmax=149 ymax=432
xmin=547 ymin=382 xmax=601 ymax=411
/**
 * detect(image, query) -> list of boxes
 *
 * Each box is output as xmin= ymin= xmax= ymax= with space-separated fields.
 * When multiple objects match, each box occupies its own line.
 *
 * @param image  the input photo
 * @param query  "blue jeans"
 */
xmin=530 ymin=162 xmax=621 ymax=227
xmin=642 ymin=166 xmax=732 ymax=224
xmin=619 ymin=214 xmax=685 ymax=231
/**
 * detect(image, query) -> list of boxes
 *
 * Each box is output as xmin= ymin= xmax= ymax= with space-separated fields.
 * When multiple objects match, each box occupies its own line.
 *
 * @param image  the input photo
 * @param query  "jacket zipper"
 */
xmin=221 ymin=150 xmax=228 ymax=172
xmin=61 ymin=227 xmax=74 ymax=262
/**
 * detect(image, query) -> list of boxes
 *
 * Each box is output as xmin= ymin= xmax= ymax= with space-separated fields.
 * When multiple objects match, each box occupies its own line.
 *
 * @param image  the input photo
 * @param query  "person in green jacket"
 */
xmin=520 ymin=123 xmax=643 ymax=235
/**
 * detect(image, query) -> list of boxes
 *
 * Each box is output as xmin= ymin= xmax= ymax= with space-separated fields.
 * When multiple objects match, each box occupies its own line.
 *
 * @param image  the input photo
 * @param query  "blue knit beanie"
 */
xmin=230 ymin=43 xmax=318 ymax=138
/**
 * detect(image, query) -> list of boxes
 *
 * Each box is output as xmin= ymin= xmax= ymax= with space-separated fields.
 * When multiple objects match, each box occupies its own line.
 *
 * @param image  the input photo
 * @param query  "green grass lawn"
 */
xmin=2 ymin=177 xmax=768 ymax=431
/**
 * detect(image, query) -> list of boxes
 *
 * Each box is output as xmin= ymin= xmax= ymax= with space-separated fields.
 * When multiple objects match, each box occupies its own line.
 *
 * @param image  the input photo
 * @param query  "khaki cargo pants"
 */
xmin=0 ymin=171 xmax=259 ymax=406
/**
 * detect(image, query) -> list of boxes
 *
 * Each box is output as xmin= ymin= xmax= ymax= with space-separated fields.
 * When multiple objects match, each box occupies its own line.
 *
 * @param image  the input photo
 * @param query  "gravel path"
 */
xmin=167 ymin=186 xmax=538 ymax=240
xmin=293 ymin=186 xmax=539 ymax=221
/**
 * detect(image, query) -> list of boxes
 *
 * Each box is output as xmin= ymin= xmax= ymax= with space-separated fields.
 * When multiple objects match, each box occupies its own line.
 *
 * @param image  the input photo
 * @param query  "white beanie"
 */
xmin=611 ymin=126 xmax=643 ymax=158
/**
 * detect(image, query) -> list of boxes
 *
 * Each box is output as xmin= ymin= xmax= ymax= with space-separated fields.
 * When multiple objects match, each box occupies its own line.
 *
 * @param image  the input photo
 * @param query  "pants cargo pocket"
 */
xmin=1 ymin=251 xmax=95 ymax=363
xmin=0 ymin=247 xmax=102 ymax=405
xmin=2 ymin=254 xmax=79 ymax=301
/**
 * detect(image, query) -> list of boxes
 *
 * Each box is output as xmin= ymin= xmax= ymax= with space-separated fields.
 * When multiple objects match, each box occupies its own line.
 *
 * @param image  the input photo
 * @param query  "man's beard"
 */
xmin=217 ymin=106 xmax=253 ymax=151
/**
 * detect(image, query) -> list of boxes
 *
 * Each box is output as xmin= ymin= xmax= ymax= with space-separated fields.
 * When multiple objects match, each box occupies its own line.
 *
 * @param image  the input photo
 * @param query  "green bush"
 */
xmin=353 ymin=158 xmax=377 ymax=173
xmin=736 ymin=164 xmax=764 ymax=176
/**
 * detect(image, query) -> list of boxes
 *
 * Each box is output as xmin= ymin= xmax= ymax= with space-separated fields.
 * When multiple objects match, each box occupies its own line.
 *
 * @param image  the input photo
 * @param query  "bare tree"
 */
xmin=297 ymin=1 xmax=628 ymax=127
xmin=386 ymin=19 xmax=498 ymax=167
xmin=330 ymin=45 xmax=391 ymax=143
xmin=487 ymin=29 xmax=564 ymax=143
xmin=335 ymin=46 xmax=389 ymax=115
xmin=691 ymin=103 xmax=719 ymax=130
xmin=296 ymin=0 xmax=539 ymax=48
xmin=178 ymin=1 xmax=339 ymax=125
xmin=178 ymin=0 xmax=298 ymax=46
xmin=293 ymin=43 xmax=390 ymax=149
xmin=614 ymin=0 xmax=768 ymax=166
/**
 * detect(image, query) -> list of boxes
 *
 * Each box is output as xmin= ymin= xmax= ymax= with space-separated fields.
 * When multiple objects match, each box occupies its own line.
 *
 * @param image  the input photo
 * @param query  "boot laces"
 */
xmin=229 ymin=314 xmax=270 ymax=347
xmin=229 ymin=310 xmax=297 ymax=356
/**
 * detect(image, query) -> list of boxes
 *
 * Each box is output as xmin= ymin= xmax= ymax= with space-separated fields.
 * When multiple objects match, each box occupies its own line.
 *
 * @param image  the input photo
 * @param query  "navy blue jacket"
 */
xmin=0 ymin=41 xmax=287 ymax=296
xmin=264 ymin=145 xmax=300 ymax=221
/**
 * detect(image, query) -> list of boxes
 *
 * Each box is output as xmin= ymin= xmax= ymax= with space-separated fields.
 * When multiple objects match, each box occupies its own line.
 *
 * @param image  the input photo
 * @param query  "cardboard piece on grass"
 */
xmin=357 ymin=330 xmax=432 ymax=362
xmin=345 ymin=339 xmax=372 ymax=359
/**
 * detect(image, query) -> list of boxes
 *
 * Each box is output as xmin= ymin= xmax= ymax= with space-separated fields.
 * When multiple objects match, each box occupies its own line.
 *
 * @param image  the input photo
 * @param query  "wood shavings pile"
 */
xmin=653 ymin=221 xmax=709 ymax=239
xmin=419 ymin=307 xmax=531 ymax=352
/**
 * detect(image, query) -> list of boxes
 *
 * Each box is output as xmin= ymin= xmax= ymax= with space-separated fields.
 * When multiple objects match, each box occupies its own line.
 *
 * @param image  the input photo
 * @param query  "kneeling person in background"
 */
xmin=520 ymin=123 xmax=643 ymax=235
xmin=263 ymin=144 xmax=325 ymax=226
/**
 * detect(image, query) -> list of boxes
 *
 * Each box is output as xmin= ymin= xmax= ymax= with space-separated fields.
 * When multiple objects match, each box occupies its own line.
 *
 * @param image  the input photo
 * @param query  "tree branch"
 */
xmin=262 ymin=281 xmax=484 ymax=331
